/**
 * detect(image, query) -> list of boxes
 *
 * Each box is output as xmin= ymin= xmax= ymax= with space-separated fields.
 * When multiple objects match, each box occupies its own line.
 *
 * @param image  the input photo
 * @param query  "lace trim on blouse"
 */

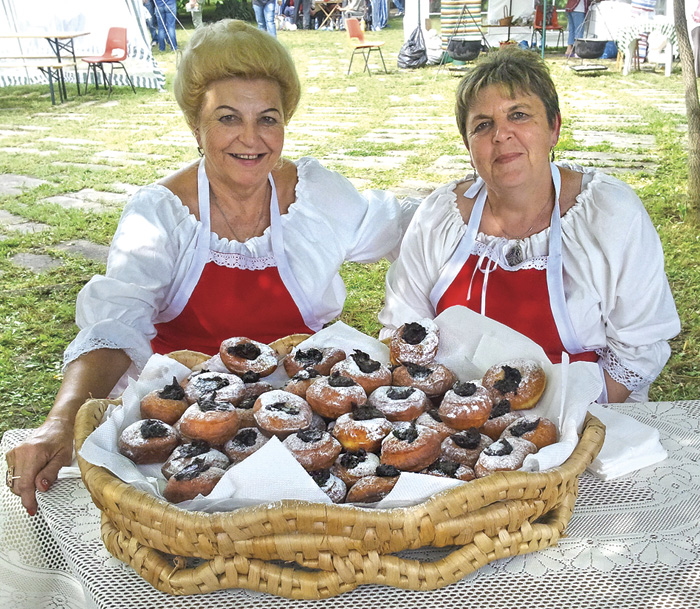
xmin=63 ymin=337 xmax=150 ymax=373
xmin=472 ymin=239 xmax=548 ymax=271
xmin=596 ymin=346 xmax=654 ymax=391
xmin=208 ymin=250 xmax=277 ymax=270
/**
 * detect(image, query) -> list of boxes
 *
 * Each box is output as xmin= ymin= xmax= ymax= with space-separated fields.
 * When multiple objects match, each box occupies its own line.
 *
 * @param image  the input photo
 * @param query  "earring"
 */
xmin=550 ymin=147 xmax=555 ymax=162
xmin=197 ymin=146 xmax=204 ymax=157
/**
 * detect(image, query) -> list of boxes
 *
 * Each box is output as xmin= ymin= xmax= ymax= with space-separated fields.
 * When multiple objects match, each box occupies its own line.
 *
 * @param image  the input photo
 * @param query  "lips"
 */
xmin=494 ymin=152 xmax=522 ymax=164
xmin=230 ymin=153 xmax=263 ymax=160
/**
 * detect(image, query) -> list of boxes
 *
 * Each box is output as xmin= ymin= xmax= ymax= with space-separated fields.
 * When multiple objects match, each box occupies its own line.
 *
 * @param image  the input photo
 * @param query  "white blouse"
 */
xmin=379 ymin=164 xmax=681 ymax=396
xmin=65 ymin=157 xmax=416 ymax=381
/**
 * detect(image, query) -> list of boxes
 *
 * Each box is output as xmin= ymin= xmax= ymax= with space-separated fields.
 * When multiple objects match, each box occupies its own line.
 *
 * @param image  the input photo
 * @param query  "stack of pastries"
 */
xmin=118 ymin=324 xmax=557 ymax=505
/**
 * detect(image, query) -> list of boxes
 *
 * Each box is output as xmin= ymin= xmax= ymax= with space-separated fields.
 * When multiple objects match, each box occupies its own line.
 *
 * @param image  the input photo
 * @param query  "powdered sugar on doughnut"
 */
xmin=475 ymin=437 xmax=537 ymax=475
xmin=333 ymin=411 xmax=393 ymax=445
xmin=391 ymin=318 xmax=440 ymax=365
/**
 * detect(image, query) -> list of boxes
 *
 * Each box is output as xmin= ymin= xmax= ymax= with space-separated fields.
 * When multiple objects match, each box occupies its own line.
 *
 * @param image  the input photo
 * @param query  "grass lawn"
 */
xmin=0 ymin=16 xmax=697 ymax=436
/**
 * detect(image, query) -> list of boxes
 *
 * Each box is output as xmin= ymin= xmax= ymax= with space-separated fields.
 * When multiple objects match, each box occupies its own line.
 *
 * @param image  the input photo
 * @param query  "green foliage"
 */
xmin=212 ymin=0 xmax=255 ymax=22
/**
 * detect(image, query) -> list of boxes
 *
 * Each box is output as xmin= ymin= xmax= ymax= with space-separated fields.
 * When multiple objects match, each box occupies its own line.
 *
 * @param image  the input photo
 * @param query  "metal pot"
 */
xmin=574 ymin=38 xmax=608 ymax=59
xmin=447 ymin=37 xmax=482 ymax=62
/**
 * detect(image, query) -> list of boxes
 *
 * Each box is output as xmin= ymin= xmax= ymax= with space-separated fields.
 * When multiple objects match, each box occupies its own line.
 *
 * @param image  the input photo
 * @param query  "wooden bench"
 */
xmin=0 ymin=58 xmax=78 ymax=104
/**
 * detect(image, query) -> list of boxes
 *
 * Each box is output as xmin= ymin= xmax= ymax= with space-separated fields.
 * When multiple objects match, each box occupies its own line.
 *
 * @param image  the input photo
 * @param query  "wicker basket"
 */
xmin=74 ymin=348 xmax=605 ymax=600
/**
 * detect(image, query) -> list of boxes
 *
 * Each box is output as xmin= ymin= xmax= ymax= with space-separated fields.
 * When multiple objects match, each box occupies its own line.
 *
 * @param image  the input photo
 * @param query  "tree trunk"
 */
xmin=675 ymin=0 xmax=700 ymax=224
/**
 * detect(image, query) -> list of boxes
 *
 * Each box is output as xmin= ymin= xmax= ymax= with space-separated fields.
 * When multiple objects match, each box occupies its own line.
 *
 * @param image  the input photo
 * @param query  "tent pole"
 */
xmin=541 ymin=0 xmax=547 ymax=59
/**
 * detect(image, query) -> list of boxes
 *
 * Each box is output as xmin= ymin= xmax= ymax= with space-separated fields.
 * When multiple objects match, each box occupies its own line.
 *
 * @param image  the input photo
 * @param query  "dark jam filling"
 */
xmin=493 ymin=365 xmax=522 ymax=395
xmin=173 ymin=459 xmax=211 ymax=481
xmin=267 ymin=401 xmax=300 ymax=416
xmin=158 ymin=376 xmax=186 ymax=401
xmin=352 ymin=404 xmax=385 ymax=421
xmin=140 ymin=419 xmax=170 ymax=439
xmin=194 ymin=375 xmax=230 ymax=393
xmin=376 ymin=464 xmax=400 ymax=477
xmin=237 ymin=396 xmax=257 ymax=410
xmin=428 ymin=458 xmax=460 ymax=477
xmin=229 ymin=342 xmax=261 ymax=360
xmin=292 ymin=368 xmax=321 ymax=381
xmin=339 ymin=449 xmax=367 ymax=469
xmin=401 ymin=322 xmax=427 ymax=345
xmin=386 ymin=386 xmax=415 ymax=401
xmin=297 ymin=429 xmax=324 ymax=443
xmin=453 ymin=381 xmax=477 ymax=398
xmin=176 ymin=440 xmax=210 ymax=458
xmin=392 ymin=423 xmax=419 ymax=443
xmin=234 ymin=428 xmax=258 ymax=447
xmin=426 ymin=408 xmax=443 ymax=422
xmin=197 ymin=395 xmax=233 ymax=412
xmin=509 ymin=418 xmax=540 ymax=437
xmin=310 ymin=469 xmax=330 ymax=486
xmin=328 ymin=371 xmax=357 ymax=388
xmin=294 ymin=348 xmax=323 ymax=366
xmin=240 ymin=371 xmax=261 ymax=383
xmin=484 ymin=439 xmax=514 ymax=457
xmin=404 ymin=362 xmax=433 ymax=380
xmin=489 ymin=399 xmax=512 ymax=419
xmin=451 ymin=428 xmax=481 ymax=449
xmin=350 ymin=350 xmax=381 ymax=374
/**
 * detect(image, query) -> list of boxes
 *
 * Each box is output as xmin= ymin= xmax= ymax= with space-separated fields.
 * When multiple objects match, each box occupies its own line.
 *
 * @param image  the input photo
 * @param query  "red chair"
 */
xmin=346 ymin=17 xmax=387 ymax=75
xmin=531 ymin=6 xmax=564 ymax=49
xmin=82 ymin=27 xmax=136 ymax=97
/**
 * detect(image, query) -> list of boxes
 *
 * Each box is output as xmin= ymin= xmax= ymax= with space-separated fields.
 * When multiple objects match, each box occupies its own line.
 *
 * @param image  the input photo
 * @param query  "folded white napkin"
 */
xmin=586 ymin=403 xmax=668 ymax=480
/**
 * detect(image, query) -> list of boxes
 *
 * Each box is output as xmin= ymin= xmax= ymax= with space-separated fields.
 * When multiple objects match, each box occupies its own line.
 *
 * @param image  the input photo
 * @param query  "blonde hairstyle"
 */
xmin=173 ymin=19 xmax=301 ymax=129
xmin=455 ymin=47 xmax=560 ymax=142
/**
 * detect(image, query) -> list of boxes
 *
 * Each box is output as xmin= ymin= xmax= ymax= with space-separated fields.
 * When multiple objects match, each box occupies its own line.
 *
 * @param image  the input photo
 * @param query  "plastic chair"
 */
xmin=346 ymin=17 xmax=387 ymax=75
xmin=82 ymin=27 xmax=136 ymax=98
xmin=531 ymin=6 xmax=564 ymax=49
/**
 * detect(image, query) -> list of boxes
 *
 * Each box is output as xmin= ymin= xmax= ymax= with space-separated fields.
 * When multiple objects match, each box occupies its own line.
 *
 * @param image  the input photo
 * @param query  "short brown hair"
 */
xmin=455 ymin=47 xmax=560 ymax=141
xmin=174 ymin=19 xmax=301 ymax=129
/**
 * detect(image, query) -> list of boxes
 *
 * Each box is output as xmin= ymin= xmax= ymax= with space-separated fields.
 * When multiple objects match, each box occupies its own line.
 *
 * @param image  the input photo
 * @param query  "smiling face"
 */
xmin=194 ymin=76 xmax=285 ymax=192
xmin=463 ymin=85 xmax=561 ymax=193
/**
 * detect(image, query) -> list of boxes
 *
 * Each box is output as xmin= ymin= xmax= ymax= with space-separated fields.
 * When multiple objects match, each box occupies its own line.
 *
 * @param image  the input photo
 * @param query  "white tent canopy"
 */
xmin=0 ymin=0 xmax=164 ymax=89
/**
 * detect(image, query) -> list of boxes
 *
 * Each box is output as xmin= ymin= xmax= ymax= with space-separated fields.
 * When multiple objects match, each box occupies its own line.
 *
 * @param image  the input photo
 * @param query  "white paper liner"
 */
xmin=79 ymin=309 xmax=604 ymax=512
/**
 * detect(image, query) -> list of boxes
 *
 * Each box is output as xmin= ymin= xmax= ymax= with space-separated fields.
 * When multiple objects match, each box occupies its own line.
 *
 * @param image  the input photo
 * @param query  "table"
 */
xmin=315 ymin=0 xmax=342 ymax=30
xmin=0 ymin=31 xmax=89 ymax=103
xmin=2 ymin=400 xmax=700 ymax=609
xmin=616 ymin=21 xmax=676 ymax=77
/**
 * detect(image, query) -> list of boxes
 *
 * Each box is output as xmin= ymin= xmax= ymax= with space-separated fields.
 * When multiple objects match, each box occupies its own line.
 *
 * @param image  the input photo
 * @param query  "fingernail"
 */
xmin=26 ymin=507 xmax=36 ymax=517
xmin=41 ymin=479 xmax=50 ymax=489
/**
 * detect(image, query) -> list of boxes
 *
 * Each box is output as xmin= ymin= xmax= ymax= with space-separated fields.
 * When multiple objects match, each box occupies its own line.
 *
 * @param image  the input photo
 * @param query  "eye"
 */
xmin=511 ymin=111 xmax=528 ymax=120
xmin=260 ymin=115 xmax=279 ymax=126
xmin=472 ymin=120 xmax=490 ymax=134
xmin=218 ymin=113 xmax=239 ymax=124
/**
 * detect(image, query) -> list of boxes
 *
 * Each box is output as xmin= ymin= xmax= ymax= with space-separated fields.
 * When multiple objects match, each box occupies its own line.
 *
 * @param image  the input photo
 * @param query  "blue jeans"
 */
xmin=393 ymin=0 xmax=404 ymax=13
xmin=566 ymin=10 xmax=585 ymax=46
xmin=144 ymin=0 xmax=158 ymax=43
xmin=254 ymin=1 xmax=277 ymax=36
xmin=154 ymin=0 xmax=178 ymax=51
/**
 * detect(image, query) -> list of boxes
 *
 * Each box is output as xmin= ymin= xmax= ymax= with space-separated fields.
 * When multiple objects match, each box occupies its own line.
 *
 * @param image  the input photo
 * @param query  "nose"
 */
xmin=239 ymin=120 xmax=259 ymax=147
xmin=492 ymin=118 xmax=513 ymax=142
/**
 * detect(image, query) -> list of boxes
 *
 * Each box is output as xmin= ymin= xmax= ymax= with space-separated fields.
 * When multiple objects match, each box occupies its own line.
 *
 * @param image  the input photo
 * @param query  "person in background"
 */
xmin=393 ymin=0 xmax=404 ymax=17
xmin=293 ymin=0 xmax=312 ymax=29
xmin=186 ymin=0 xmax=204 ymax=29
xmin=565 ymin=0 xmax=591 ymax=57
xmin=154 ymin=0 xmax=178 ymax=51
xmin=142 ymin=0 xmax=158 ymax=46
xmin=380 ymin=48 xmax=680 ymax=405
xmin=253 ymin=0 xmax=278 ymax=36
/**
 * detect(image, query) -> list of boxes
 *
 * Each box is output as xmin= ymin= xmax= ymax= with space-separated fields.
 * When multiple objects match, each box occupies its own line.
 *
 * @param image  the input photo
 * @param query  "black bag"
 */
xmin=397 ymin=26 xmax=427 ymax=69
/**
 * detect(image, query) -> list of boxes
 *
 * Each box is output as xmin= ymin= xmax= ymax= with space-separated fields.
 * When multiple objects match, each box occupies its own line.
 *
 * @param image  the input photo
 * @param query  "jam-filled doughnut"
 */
xmin=330 ymin=449 xmax=381 ymax=487
xmin=310 ymin=469 xmax=347 ymax=503
xmin=161 ymin=440 xmax=230 ymax=479
xmin=305 ymin=372 xmax=367 ymax=419
xmin=474 ymin=437 xmax=537 ymax=478
xmin=331 ymin=405 xmax=393 ymax=452
xmin=183 ymin=371 xmax=245 ymax=405
xmin=238 ymin=371 xmax=273 ymax=400
xmin=253 ymin=390 xmax=313 ymax=438
xmin=283 ymin=368 xmax=323 ymax=398
xmin=380 ymin=421 xmax=442 ymax=472
xmin=223 ymin=427 xmax=270 ymax=463
xmin=345 ymin=464 xmax=400 ymax=503
xmin=163 ymin=461 xmax=226 ymax=503
xmin=482 ymin=359 xmax=547 ymax=411
xmin=502 ymin=415 xmax=557 ymax=449
xmin=480 ymin=399 xmax=523 ymax=441
xmin=178 ymin=395 xmax=240 ymax=446
xmin=140 ymin=376 xmax=188 ymax=425
xmin=416 ymin=409 xmax=458 ymax=441
xmin=421 ymin=457 xmax=475 ymax=481
xmin=283 ymin=347 xmax=346 ymax=377
xmin=440 ymin=428 xmax=493 ymax=468
xmin=392 ymin=362 xmax=457 ymax=402
xmin=119 ymin=419 xmax=180 ymax=464
xmin=220 ymin=337 xmax=278 ymax=377
xmin=367 ymin=385 xmax=431 ymax=422
xmin=233 ymin=395 xmax=258 ymax=428
xmin=389 ymin=318 xmax=440 ymax=366
xmin=283 ymin=429 xmax=342 ymax=471
xmin=438 ymin=381 xmax=494 ymax=430
xmin=330 ymin=350 xmax=392 ymax=395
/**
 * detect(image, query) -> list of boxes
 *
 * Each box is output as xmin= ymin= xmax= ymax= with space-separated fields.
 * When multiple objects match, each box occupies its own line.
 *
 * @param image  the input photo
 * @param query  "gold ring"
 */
xmin=5 ymin=466 xmax=20 ymax=489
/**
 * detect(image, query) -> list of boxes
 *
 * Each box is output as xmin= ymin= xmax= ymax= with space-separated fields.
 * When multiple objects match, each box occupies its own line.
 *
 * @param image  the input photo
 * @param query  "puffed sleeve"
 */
xmin=63 ymin=186 xmax=199 ymax=372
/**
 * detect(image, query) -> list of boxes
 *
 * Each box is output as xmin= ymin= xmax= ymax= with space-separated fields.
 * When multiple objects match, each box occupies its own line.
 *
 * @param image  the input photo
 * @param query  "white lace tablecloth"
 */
xmin=3 ymin=400 xmax=700 ymax=609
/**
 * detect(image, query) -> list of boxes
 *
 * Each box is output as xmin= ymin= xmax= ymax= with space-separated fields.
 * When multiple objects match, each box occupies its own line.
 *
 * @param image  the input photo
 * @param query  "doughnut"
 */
xmin=440 ymin=428 xmax=493 ymax=468
xmin=331 ymin=405 xmax=393 ymax=452
xmin=253 ymin=390 xmax=313 ymax=438
xmin=118 ymin=419 xmax=180 ymax=465
xmin=234 ymin=395 xmax=258 ymax=428
xmin=482 ymin=359 xmax=547 ymax=411
xmin=223 ymin=427 xmax=270 ymax=463
xmin=309 ymin=469 xmax=347 ymax=503
xmin=330 ymin=449 xmax=381 ymax=487
xmin=392 ymin=362 xmax=457 ymax=402
xmin=238 ymin=371 xmax=273 ymax=400
xmin=415 ymin=408 xmax=458 ymax=441
xmin=330 ymin=350 xmax=392 ymax=394
xmin=480 ymin=399 xmax=523 ymax=441
xmin=474 ymin=437 xmax=537 ymax=478
xmin=389 ymin=318 xmax=440 ymax=366
xmin=161 ymin=440 xmax=230 ymax=479
xmin=220 ymin=337 xmax=278 ymax=377
xmin=307 ymin=412 xmax=329 ymax=431
xmin=178 ymin=395 xmax=240 ymax=446
xmin=437 ymin=381 xmax=494 ymax=430
xmin=345 ymin=464 xmax=400 ymax=503
xmin=421 ymin=458 xmax=475 ymax=481
xmin=140 ymin=376 xmax=188 ymax=425
xmin=183 ymin=371 xmax=245 ymax=405
xmin=283 ymin=368 xmax=323 ymax=398
xmin=380 ymin=421 xmax=442 ymax=472
xmin=163 ymin=461 xmax=226 ymax=503
xmin=367 ymin=385 xmax=431 ymax=422
xmin=502 ymin=415 xmax=558 ymax=449
xmin=305 ymin=372 xmax=367 ymax=419
xmin=283 ymin=346 xmax=346 ymax=377
xmin=282 ymin=429 xmax=342 ymax=471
